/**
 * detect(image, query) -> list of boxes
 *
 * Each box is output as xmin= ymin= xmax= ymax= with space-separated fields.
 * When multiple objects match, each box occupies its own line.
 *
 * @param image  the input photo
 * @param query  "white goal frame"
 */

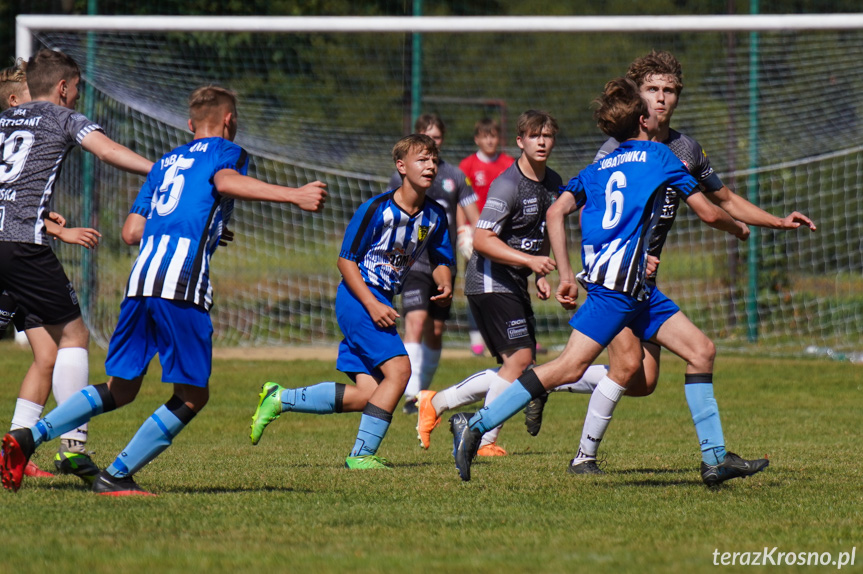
xmin=16 ymin=13 xmax=863 ymax=59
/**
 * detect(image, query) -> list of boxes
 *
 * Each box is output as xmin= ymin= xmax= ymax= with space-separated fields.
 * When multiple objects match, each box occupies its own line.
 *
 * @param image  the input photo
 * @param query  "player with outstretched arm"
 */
xmin=1 ymin=85 xmax=327 ymax=495
xmin=0 ymin=49 xmax=152 ymax=485
xmin=450 ymin=77 xmax=769 ymax=486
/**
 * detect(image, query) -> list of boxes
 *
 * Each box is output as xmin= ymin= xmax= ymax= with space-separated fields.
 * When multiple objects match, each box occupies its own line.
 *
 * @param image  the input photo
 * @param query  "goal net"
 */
xmin=20 ymin=16 xmax=863 ymax=355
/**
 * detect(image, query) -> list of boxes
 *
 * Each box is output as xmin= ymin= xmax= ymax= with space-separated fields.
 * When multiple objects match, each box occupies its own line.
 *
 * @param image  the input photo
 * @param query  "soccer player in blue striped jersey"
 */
xmin=250 ymin=133 xmax=454 ymax=470
xmin=451 ymin=78 xmax=767 ymax=485
xmin=1 ymin=85 xmax=327 ymax=495
xmin=524 ymin=51 xmax=814 ymax=475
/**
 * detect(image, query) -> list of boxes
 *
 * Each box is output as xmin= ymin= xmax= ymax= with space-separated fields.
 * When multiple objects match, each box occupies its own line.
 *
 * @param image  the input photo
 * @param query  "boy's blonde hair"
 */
xmin=392 ymin=133 xmax=438 ymax=164
xmin=0 ymin=59 xmax=27 ymax=111
xmin=188 ymin=85 xmax=238 ymax=128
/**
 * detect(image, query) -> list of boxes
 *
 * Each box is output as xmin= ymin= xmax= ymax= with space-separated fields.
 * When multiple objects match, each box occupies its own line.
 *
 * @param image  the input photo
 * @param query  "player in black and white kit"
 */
xmin=525 ymin=51 xmax=815 ymax=476
xmin=415 ymin=110 xmax=560 ymax=455
xmin=389 ymin=114 xmax=478 ymax=414
xmin=0 ymin=49 xmax=152 ymax=484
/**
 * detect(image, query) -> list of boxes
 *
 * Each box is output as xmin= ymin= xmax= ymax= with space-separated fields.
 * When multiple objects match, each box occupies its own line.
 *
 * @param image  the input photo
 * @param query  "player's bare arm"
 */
xmin=46 ymin=211 xmax=66 ymax=227
xmin=708 ymin=185 xmax=816 ymax=231
xmin=685 ymin=192 xmax=749 ymax=240
xmin=122 ymin=213 xmax=147 ymax=246
xmin=46 ymin=220 xmax=101 ymax=249
xmin=429 ymin=264 xmax=453 ymax=307
xmin=80 ymin=130 xmax=153 ymax=175
xmin=473 ymin=228 xmax=556 ymax=276
xmin=545 ymin=191 xmax=579 ymax=309
xmin=213 ymin=169 xmax=327 ymax=212
xmin=534 ymin=225 xmax=553 ymax=301
xmin=337 ymin=257 xmax=399 ymax=328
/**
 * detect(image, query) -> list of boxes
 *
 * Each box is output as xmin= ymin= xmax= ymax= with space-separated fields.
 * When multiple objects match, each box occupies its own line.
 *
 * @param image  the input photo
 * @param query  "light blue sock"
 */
xmin=281 ymin=382 xmax=337 ymax=414
xmin=32 ymin=386 xmax=107 ymax=447
xmin=684 ymin=374 xmax=727 ymax=465
xmin=468 ymin=379 xmax=534 ymax=434
xmin=349 ymin=404 xmax=392 ymax=457
xmin=106 ymin=404 xmax=188 ymax=478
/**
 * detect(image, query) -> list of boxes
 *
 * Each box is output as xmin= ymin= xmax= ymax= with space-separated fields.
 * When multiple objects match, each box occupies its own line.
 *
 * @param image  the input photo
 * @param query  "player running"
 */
xmin=522 ymin=51 xmax=815 ymax=473
xmin=0 ymin=49 xmax=152 ymax=485
xmin=250 ymin=133 xmax=453 ymax=470
xmin=1 ymin=85 xmax=326 ymax=495
xmin=450 ymin=77 xmax=768 ymax=486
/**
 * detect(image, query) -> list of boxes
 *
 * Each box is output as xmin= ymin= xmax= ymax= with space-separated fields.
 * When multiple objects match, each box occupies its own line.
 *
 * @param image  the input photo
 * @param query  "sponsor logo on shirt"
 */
xmin=485 ymin=198 xmax=507 ymax=212
xmin=387 ymin=247 xmax=409 ymax=269
xmin=442 ymin=178 xmax=456 ymax=193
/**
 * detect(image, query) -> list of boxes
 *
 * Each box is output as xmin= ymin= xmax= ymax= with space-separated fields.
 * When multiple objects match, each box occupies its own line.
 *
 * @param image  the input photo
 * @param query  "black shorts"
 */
xmin=468 ymin=292 xmax=536 ymax=363
xmin=0 ymin=291 xmax=42 ymax=332
xmin=400 ymin=268 xmax=452 ymax=321
xmin=0 ymin=242 xmax=81 ymax=327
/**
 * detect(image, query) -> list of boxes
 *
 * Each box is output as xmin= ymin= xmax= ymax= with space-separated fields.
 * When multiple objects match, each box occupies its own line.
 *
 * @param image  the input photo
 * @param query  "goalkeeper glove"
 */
xmin=456 ymin=224 xmax=474 ymax=259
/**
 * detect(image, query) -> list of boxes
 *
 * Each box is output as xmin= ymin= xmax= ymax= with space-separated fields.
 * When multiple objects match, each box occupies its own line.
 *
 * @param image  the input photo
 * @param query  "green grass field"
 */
xmin=2 ymin=342 xmax=861 ymax=574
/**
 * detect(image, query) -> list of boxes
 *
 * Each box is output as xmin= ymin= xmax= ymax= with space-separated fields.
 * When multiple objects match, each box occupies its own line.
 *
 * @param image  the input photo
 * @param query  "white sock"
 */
xmin=479 ymin=372 xmax=511 ymax=447
xmin=576 ymin=376 xmax=626 ymax=459
xmin=10 ymin=398 xmax=44 ymax=430
xmin=403 ymin=342 xmax=423 ymax=399
xmin=469 ymin=331 xmax=484 ymax=346
xmin=419 ymin=344 xmax=441 ymax=391
xmin=438 ymin=368 xmax=499 ymax=415
xmin=53 ymin=347 xmax=90 ymax=443
xmin=553 ymin=364 xmax=609 ymax=394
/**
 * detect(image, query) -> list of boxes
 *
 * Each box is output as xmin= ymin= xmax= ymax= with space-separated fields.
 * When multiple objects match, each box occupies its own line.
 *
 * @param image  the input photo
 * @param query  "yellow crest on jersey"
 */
xmin=418 ymin=225 xmax=430 ymax=242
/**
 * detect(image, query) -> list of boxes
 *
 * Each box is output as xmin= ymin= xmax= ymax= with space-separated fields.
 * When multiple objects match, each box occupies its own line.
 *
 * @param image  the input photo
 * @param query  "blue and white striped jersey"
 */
xmin=594 ymin=129 xmax=724 ymax=264
xmin=339 ymin=190 xmax=455 ymax=299
xmin=563 ymin=140 xmax=698 ymax=300
xmin=125 ymin=137 xmax=248 ymax=311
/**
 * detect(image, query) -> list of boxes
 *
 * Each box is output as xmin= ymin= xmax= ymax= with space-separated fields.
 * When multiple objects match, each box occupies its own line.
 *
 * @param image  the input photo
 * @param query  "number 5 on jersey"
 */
xmin=152 ymin=155 xmax=195 ymax=217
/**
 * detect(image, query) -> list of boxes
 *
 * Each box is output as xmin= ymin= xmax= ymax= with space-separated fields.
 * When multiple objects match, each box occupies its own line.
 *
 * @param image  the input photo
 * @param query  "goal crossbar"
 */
xmin=17 ymin=13 xmax=863 ymax=59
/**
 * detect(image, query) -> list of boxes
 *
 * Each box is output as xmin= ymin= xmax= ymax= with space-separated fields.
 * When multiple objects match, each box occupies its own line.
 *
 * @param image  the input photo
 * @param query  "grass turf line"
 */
xmin=1 ymin=341 xmax=860 ymax=574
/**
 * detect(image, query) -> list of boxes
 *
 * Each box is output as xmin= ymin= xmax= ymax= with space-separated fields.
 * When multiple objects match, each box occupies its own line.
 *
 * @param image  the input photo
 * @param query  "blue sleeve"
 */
xmin=215 ymin=142 xmax=249 ymax=177
xmin=129 ymin=167 xmax=159 ymax=217
xmin=560 ymin=174 xmax=587 ymax=209
xmin=339 ymin=197 xmax=379 ymax=261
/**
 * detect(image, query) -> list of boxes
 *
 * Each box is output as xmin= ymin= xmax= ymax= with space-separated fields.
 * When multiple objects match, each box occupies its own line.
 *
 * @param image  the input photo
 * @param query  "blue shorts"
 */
xmin=569 ymin=283 xmax=679 ymax=347
xmin=335 ymin=281 xmax=406 ymax=379
xmin=105 ymin=297 xmax=213 ymax=388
